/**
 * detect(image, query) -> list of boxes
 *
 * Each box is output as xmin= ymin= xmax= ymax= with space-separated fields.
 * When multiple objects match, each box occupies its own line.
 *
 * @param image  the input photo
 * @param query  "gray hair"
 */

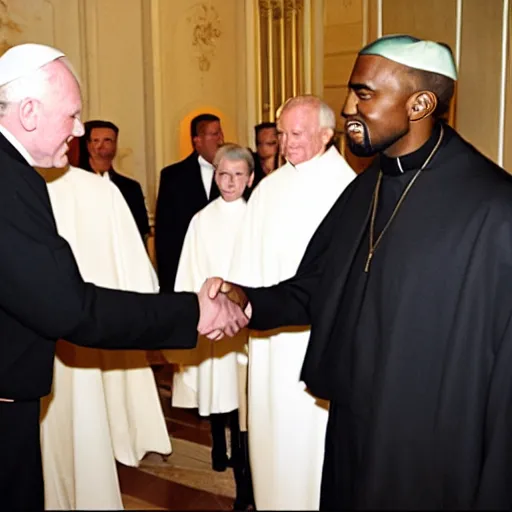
xmin=276 ymin=94 xmax=336 ymax=130
xmin=0 ymin=57 xmax=80 ymax=117
xmin=213 ymin=143 xmax=255 ymax=173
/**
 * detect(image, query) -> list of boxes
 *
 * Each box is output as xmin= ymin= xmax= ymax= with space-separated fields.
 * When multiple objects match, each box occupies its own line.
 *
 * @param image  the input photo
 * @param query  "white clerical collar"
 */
xmin=290 ymin=147 xmax=329 ymax=172
xmin=0 ymin=124 xmax=36 ymax=166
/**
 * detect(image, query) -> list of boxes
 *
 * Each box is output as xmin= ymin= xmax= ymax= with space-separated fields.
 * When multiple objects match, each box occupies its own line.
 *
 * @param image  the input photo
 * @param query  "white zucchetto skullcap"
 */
xmin=0 ymin=43 xmax=65 ymax=87
xmin=360 ymin=35 xmax=458 ymax=81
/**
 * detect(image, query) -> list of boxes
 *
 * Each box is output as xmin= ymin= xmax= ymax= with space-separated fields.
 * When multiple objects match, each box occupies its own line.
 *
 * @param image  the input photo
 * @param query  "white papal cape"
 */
xmin=40 ymin=166 xmax=171 ymax=510
xmin=162 ymin=197 xmax=247 ymax=417
xmin=229 ymin=146 xmax=356 ymax=510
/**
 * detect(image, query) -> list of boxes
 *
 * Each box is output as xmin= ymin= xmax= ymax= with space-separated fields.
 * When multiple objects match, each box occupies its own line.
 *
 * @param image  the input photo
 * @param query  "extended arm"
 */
xmin=0 ymin=184 xmax=247 ymax=350
xmin=208 ymin=187 xmax=348 ymax=332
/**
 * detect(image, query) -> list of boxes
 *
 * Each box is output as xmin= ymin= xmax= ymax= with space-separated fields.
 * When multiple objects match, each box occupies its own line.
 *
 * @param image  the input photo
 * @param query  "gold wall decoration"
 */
xmin=257 ymin=0 xmax=305 ymax=121
xmin=188 ymin=3 xmax=222 ymax=72
xmin=0 ymin=0 xmax=22 ymax=56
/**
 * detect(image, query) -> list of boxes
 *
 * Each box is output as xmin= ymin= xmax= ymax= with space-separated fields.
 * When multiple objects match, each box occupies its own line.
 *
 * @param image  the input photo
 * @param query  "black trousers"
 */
xmin=0 ymin=400 xmax=44 ymax=510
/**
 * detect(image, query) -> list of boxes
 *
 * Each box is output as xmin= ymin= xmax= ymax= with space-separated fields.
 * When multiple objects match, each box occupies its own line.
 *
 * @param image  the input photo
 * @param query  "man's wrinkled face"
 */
xmin=87 ymin=127 xmax=117 ymax=162
xmin=214 ymin=157 xmax=254 ymax=202
xmin=342 ymin=55 xmax=412 ymax=157
xmin=31 ymin=61 xmax=84 ymax=168
xmin=256 ymin=127 xmax=278 ymax=160
xmin=194 ymin=120 xmax=224 ymax=163
xmin=277 ymin=105 xmax=331 ymax=166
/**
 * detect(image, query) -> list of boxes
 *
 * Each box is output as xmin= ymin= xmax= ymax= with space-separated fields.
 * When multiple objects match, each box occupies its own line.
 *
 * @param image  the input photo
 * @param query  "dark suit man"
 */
xmin=0 ymin=44 xmax=247 ymax=510
xmin=155 ymin=114 xmax=224 ymax=292
xmin=79 ymin=120 xmax=150 ymax=242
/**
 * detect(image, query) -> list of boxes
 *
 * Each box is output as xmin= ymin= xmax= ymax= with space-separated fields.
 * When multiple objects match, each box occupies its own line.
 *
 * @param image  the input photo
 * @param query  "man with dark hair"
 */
xmin=207 ymin=35 xmax=512 ymax=510
xmin=155 ymin=113 xmax=224 ymax=292
xmin=253 ymin=122 xmax=280 ymax=183
xmin=80 ymin=120 xmax=150 ymax=243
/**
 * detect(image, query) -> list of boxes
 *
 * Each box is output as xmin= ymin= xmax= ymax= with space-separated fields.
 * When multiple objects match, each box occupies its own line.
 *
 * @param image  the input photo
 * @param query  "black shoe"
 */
xmin=212 ymin=451 xmax=230 ymax=472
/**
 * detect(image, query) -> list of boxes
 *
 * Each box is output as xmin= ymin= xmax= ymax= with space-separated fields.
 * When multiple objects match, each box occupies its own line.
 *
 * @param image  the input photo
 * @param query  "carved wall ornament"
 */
xmin=258 ymin=0 xmax=303 ymax=21
xmin=187 ymin=3 xmax=222 ymax=72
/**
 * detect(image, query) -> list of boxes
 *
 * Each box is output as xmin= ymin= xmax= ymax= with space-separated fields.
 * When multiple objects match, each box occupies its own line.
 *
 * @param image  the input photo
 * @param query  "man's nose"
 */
xmin=341 ymin=91 xmax=357 ymax=119
xmin=73 ymin=118 xmax=85 ymax=137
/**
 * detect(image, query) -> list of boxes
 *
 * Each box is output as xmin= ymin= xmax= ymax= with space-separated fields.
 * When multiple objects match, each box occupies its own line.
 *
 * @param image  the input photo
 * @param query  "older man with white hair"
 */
xmin=0 ymin=43 xmax=247 ymax=510
xmin=229 ymin=94 xmax=356 ymax=510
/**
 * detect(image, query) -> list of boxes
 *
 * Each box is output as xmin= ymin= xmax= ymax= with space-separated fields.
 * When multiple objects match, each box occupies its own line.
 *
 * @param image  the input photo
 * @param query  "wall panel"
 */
xmin=457 ymin=0 xmax=504 ymax=162
xmin=324 ymin=53 xmax=359 ymax=87
xmin=382 ymin=0 xmax=457 ymax=51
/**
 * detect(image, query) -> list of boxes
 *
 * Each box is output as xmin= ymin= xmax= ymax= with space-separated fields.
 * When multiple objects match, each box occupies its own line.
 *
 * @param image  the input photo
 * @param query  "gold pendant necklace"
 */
xmin=364 ymin=125 xmax=445 ymax=273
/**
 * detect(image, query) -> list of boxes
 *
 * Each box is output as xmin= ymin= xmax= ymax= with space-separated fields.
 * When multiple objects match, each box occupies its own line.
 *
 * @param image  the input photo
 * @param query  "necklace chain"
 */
xmin=364 ymin=125 xmax=445 ymax=273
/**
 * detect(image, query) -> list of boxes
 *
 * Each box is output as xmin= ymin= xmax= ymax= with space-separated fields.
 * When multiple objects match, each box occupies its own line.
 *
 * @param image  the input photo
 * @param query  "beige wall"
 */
xmin=322 ymin=0 xmax=512 ymax=170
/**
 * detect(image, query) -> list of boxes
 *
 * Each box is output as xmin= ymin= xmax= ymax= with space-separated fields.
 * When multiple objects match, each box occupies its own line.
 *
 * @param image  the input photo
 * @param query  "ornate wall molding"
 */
xmin=258 ymin=0 xmax=303 ymax=20
xmin=187 ymin=3 xmax=222 ymax=72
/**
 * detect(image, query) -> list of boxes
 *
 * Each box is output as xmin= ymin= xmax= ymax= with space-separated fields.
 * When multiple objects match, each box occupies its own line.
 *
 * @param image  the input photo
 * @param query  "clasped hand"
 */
xmin=197 ymin=277 xmax=252 ymax=340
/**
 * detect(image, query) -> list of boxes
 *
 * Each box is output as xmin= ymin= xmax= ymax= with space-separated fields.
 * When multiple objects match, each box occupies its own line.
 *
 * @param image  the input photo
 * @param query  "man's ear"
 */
xmin=321 ymin=127 xmax=334 ymax=146
xmin=248 ymin=172 xmax=255 ymax=188
xmin=19 ymin=98 xmax=39 ymax=132
xmin=408 ymin=91 xmax=437 ymax=121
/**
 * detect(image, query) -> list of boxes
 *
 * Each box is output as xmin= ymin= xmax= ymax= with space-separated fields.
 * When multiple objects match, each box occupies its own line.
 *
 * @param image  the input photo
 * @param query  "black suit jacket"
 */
xmin=0 ymin=134 xmax=199 ymax=401
xmin=154 ymin=152 xmax=220 ymax=292
xmin=108 ymin=169 xmax=150 ymax=240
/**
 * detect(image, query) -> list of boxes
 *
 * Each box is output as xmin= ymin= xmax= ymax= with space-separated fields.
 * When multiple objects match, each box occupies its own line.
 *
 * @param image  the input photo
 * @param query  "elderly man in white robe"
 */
xmin=228 ymin=95 xmax=356 ymax=510
xmin=163 ymin=143 xmax=255 ymax=510
xmin=40 ymin=163 xmax=171 ymax=510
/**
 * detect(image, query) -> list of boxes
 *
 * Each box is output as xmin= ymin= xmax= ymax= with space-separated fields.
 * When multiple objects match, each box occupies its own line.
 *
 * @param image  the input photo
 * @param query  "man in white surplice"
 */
xmin=40 ymin=165 xmax=171 ymax=510
xmin=162 ymin=143 xmax=255 ymax=509
xmin=228 ymin=95 xmax=356 ymax=510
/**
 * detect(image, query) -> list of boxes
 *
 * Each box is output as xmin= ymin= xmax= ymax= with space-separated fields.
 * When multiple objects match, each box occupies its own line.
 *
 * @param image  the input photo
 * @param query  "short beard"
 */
xmin=347 ymin=122 xmax=408 ymax=157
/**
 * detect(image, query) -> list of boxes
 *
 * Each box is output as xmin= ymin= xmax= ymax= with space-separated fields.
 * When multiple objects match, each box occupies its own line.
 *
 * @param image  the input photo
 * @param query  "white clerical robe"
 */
xmin=229 ymin=146 xmax=356 ymax=510
xmin=162 ymin=197 xmax=247 ymax=417
xmin=40 ymin=166 xmax=171 ymax=510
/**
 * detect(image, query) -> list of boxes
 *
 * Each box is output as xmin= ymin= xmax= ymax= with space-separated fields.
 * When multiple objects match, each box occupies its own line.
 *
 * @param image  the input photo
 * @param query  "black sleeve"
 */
xmin=0 ymin=186 xmax=199 ymax=351
xmin=243 ymin=186 xmax=348 ymax=331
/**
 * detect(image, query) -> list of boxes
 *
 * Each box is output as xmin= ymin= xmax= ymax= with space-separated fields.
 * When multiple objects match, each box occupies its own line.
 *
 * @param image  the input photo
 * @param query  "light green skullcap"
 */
xmin=360 ymin=34 xmax=457 ymax=81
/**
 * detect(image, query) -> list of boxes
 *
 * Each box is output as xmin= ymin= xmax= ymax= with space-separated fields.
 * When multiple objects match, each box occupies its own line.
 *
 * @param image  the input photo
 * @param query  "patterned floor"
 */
xmin=119 ymin=364 xmax=236 ymax=510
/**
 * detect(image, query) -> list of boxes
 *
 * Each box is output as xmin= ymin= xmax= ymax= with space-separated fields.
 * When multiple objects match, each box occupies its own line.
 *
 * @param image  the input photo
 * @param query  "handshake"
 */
xmin=196 ymin=277 xmax=252 ymax=340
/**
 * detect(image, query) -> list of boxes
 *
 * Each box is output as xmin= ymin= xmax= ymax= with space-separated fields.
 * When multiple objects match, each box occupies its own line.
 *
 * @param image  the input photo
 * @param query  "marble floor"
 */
xmin=119 ymin=364 xmax=236 ymax=510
